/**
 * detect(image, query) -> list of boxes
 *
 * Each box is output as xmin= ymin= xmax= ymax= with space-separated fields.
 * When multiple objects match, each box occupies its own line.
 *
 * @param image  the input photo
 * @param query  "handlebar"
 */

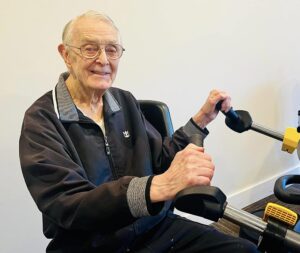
xmin=224 ymin=205 xmax=300 ymax=252
xmin=183 ymin=120 xmax=300 ymax=252
xmin=174 ymin=186 xmax=300 ymax=252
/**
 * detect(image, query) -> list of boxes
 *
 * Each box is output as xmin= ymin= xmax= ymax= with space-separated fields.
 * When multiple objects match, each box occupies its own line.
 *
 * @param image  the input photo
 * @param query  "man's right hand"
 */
xmin=150 ymin=144 xmax=215 ymax=203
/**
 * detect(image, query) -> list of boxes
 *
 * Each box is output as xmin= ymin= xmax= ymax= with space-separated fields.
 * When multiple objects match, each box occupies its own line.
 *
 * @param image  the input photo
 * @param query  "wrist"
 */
xmin=150 ymin=174 xmax=172 ymax=202
xmin=192 ymin=110 xmax=210 ymax=129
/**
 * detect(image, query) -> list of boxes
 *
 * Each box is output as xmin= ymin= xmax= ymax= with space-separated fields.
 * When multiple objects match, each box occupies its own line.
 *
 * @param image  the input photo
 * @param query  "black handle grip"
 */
xmin=216 ymin=101 xmax=240 ymax=123
xmin=174 ymin=186 xmax=227 ymax=221
xmin=177 ymin=132 xmax=227 ymax=221
xmin=189 ymin=134 xmax=203 ymax=147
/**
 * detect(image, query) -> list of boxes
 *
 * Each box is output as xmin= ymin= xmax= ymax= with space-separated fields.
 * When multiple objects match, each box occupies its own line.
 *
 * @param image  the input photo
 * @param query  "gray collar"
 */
xmin=52 ymin=72 xmax=121 ymax=121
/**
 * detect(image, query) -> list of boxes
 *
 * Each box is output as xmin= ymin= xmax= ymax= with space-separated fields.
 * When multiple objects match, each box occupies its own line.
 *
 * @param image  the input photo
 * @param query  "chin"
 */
xmin=90 ymin=81 xmax=112 ymax=90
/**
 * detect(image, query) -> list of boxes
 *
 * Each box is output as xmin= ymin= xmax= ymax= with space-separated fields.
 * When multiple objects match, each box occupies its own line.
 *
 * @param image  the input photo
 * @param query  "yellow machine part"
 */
xmin=282 ymin=128 xmax=300 ymax=154
xmin=263 ymin=202 xmax=298 ymax=226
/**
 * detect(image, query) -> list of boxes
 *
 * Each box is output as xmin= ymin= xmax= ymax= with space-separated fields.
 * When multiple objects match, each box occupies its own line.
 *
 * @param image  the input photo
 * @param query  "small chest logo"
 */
xmin=123 ymin=130 xmax=130 ymax=138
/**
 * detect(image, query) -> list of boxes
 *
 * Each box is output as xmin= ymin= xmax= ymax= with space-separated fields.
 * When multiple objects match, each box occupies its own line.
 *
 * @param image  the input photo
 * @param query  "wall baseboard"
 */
xmin=227 ymin=166 xmax=300 ymax=207
xmin=174 ymin=166 xmax=300 ymax=225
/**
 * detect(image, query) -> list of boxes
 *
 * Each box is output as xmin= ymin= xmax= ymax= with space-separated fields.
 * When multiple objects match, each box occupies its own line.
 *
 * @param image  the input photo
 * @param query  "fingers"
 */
xmin=185 ymin=143 xmax=205 ymax=152
xmin=208 ymin=89 xmax=232 ymax=112
xmin=186 ymin=175 xmax=212 ymax=186
xmin=183 ymin=163 xmax=214 ymax=181
xmin=218 ymin=95 xmax=232 ymax=113
xmin=183 ymin=144 xmax=212 ymax=161
xmin=154 ymin=145 xmax=215 ymax=201
xmin=192 ymin=89 xmax=232 ymax=129
xmin=175 ymin=145 xmax=215 ymax=185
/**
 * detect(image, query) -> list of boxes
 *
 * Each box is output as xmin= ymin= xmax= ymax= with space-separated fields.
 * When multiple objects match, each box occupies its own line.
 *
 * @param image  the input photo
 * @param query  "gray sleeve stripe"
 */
xmin=183 ymin=120 xmax=206 ymax=137
xmin=183 ymin=121 xmax=207 ymax=139
xmin=127 ymin=176 xmax=150 ymax=217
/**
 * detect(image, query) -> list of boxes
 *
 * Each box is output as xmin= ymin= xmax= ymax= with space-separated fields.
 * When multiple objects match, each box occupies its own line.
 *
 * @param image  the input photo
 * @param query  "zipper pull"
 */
xmin=104 ymin=136 xmax=111 ymax=155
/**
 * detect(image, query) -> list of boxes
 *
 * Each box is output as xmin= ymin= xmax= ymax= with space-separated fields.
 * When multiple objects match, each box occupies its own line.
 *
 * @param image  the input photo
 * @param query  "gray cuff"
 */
xmin=183 ymin=120 xmax=208 ymax=145
xmin=127 ymin=176 xmax=150 ymax=217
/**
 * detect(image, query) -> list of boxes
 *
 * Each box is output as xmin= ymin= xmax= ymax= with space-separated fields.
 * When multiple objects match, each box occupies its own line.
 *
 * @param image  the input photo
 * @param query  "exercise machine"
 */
xmin=174 ymin=184 xmax=300 ymax=252
xmin=175 ymin=106 xmax=300 ymax=252
xmin=215 ymin=102 xmax=300 ymax=157
xmin=139 ymin=100 xmax=300 ymax=252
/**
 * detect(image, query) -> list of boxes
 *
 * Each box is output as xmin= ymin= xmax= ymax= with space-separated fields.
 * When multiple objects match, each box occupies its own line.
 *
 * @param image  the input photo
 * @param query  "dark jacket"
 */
xmin=19 ymin=73 xmax=207 ymax=252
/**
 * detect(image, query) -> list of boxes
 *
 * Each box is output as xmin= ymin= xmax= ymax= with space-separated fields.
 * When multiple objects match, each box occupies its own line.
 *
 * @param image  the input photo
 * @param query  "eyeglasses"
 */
xmin=66 ymin=43 xmax=125 ymax=60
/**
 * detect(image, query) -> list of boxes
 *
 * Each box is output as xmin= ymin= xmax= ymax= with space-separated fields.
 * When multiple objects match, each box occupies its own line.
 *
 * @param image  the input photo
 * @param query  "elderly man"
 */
xmin=19 ymin=10 xmax=257 ymax=253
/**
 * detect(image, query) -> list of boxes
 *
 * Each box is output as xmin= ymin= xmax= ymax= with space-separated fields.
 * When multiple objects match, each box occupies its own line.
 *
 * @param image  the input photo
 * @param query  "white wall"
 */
xmin=1 ymin=0 xmax=300 ymax=252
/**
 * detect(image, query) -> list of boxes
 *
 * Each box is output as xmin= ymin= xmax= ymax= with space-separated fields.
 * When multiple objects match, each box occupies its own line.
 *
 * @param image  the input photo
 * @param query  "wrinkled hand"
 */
xmin=150 ymin=144 xmax=215 ymax=202
xmin=192 ymin=89 xmax=232 ymax=129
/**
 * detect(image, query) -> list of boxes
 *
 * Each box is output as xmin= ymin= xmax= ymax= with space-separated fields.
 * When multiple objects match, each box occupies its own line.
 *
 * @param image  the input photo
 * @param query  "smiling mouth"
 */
xmin=91 ymin=70 xmax=110 ymax=76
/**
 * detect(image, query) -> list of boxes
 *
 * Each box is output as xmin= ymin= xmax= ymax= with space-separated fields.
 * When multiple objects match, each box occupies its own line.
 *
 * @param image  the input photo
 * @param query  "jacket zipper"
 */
xmin=104 ymin=135 xmax=118 ymax=179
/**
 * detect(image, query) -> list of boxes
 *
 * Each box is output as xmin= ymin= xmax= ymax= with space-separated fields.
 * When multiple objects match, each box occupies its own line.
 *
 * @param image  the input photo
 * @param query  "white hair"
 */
xmin=62 ymin=10 xmax=120 ymax=44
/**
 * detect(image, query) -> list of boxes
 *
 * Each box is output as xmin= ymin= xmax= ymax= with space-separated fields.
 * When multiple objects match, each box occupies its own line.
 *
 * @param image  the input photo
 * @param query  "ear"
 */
xmin=58 ymin=44 xmax=72 ymax=68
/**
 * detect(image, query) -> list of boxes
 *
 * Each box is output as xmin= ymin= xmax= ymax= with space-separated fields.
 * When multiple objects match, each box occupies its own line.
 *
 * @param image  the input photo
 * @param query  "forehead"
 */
xmin=72 ymin=18 xmax=120 ymax=44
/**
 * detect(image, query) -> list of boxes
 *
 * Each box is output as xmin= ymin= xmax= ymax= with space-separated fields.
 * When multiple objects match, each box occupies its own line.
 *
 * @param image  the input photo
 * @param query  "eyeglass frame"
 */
xmin=65 ymin=43 xmax=125 ymax=60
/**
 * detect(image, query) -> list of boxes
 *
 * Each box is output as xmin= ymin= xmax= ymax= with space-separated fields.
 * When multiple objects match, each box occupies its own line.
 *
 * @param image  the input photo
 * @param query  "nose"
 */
xmin=95 ymin=48 xmax=109 ymax=65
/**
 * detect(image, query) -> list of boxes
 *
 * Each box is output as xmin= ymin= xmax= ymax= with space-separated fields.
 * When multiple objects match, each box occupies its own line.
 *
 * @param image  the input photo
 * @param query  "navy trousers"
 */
xmin=125 ymin=212 xmax=258 ymax=253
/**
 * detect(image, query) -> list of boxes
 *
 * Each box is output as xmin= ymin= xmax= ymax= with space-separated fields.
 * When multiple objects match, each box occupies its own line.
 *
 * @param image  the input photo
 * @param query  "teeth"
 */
xmin=91 ymin=71 xmax=109 ymax=75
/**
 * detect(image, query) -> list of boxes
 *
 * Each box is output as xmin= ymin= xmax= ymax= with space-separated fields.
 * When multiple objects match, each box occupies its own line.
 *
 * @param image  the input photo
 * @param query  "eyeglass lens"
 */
xmin=81 ymin=44 xmax=123 ymax=59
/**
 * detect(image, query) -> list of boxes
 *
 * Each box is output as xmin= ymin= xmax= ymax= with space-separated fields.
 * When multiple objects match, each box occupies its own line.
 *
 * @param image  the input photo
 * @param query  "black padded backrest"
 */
xmin=138 ymin=100 xmax=174 ymax=138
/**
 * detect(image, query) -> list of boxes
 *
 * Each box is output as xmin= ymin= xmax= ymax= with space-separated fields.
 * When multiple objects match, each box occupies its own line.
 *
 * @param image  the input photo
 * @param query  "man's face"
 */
xmin=64 ymin=18 xmax=121 ymax=92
